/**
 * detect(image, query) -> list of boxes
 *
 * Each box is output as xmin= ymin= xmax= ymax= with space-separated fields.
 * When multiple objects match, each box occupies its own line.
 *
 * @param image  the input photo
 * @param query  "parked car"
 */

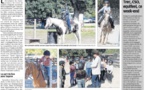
xmin=83 ymin=18 xmax=92 ymax=23
xmin=90 ymin=18 xmax=96 ymax=23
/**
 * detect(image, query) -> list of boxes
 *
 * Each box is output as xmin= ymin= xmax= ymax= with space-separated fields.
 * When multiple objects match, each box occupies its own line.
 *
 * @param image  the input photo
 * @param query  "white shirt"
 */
xmin=107 ymin=64 xmax=113 ymax=74
xmin=91 ymin=56 xmax=101 ymax=75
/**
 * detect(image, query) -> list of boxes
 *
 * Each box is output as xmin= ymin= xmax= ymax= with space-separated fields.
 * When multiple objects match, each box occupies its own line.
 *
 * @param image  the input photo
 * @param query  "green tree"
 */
xmin=26 ymin=0 xmax=95 ymax=19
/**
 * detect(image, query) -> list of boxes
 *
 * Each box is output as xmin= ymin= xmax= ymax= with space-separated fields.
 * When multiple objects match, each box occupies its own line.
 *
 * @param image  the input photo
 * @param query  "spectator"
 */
xmin=69 ymin=61 xmax=76 ymax=87
xmin=75 ymin=62 xmax=87 ymax=88
xmin=59 ymin=61 xmax=66 ymax=88
xmin=84 ymin=56 xmax=92 ymax=79
xmin=100 ymin=57 xmax=105 ymax=81
xmin=80 ymin=56 xmax=85 ymax=64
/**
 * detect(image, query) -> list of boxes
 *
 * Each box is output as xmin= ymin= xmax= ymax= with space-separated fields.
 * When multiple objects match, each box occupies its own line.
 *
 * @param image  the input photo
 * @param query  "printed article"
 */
xmin=0 ymin=0 xmax=24 ymax=90
xmin=122 ymin=0 xmax=144 ymax=90
xmin=0 ymin=0 xmax=144 ymax=90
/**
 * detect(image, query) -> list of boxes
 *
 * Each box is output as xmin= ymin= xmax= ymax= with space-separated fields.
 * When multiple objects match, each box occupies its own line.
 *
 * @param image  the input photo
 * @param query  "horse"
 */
xmin=45 ymin=17 xmax=81 ymax=44
xmin=99 ymin=12 xmax=112 ymax=45
xmin=25 ymin=62 xmax=47 ymax=88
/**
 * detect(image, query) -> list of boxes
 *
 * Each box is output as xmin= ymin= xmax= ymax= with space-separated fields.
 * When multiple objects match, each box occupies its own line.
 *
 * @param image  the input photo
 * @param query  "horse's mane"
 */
xmin=46 ymin=17 xmax=67 ymax=28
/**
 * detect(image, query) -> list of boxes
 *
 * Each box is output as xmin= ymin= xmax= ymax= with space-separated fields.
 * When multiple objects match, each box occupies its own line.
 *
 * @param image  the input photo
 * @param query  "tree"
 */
xmin=25 ymin=0 xmax=56 ymax=19
xmin=25 ymin=0 xmax=95 ymax=19
xmin=98 ymin=0 xmax=119 ymax=9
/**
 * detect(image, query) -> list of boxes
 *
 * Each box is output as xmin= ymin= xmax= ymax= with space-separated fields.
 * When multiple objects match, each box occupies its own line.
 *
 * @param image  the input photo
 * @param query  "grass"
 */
xmin=83 ymin=26 xmax=95 ymax=28
xmin=25 ymin=29 xmax=95 ymax=39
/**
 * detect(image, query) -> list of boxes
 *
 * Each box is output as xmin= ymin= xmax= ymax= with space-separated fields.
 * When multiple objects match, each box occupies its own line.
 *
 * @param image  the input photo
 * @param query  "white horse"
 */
xmin=45 ymin=17 xmax=81 ymax=44
xmin=99 ymin=12 xmax=112 ymax=45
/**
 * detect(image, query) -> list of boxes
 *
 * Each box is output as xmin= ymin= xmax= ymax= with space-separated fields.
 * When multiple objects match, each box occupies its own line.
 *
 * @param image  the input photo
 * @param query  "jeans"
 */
xmin=77 ymin=79 xmax=85 ymax=88
xmin=42 ymin=65 xmax=50 ymax=80
xmin=52 ymin=66 xmax=57 ymax=79
xmin=86 ymin=68 xmax=92 ymax=77
xmin=91 ymin=75 xmax=100 ymax=88
xmin=100 ymin=70 xmax=105 ymax=81
xmin=70 ymin=72 xmax=75 ymax=86
xmin=66 ymin=16 xmax=71 ymax=31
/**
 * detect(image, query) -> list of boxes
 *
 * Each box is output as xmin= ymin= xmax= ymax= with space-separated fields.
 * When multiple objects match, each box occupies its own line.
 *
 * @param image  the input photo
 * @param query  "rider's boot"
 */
xmin=109 ymin=18 xmax=115 ymax=29
xmin=47 ymin=79 xmax=50 ymax=87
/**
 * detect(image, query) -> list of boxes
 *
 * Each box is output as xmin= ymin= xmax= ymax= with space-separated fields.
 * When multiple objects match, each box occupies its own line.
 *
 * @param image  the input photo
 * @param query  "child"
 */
xmin=98 ymin=1 xmax=114 ymax=28
xmin=100 ymin=58 xmax=105 ymax=81
xmin=39 ymin=50 xmax=51 ymax=87
xmin=59 ymin=61 xmax=66 ymax=88
xmin=69 ymin=61 xmax=76 ymax=87
xmin=75 ymin=62 xmax=87 ymax=88
xmin=107 ymin=60 xmax=113 ymax=75
xmin=84 ymin=56 xmax=92 ymax=79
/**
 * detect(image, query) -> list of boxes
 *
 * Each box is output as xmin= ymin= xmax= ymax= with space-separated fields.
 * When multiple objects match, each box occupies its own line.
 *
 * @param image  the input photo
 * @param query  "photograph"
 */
xmin=97 ymin=0 xmax=120 ymax=47
xmin=59 ymin=49 xmax=120 ymax=88
xmin=25 ymin=49 xmax=57 ymax=88
xmin=25 ymin=0 xmax=95 ymax=45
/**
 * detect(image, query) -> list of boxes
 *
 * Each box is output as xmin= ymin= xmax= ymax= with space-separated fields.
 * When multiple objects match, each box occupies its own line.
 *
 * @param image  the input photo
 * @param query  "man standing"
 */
xmin=39 ymin=50 xmax=51 ymax=87
xmin=91 ymin=51 xmax=101 ymax=88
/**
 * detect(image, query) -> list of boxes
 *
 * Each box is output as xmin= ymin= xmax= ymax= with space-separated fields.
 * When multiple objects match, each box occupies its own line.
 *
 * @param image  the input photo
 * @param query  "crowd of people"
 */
xmin=59 ymin=51 xmax=114 ymax=88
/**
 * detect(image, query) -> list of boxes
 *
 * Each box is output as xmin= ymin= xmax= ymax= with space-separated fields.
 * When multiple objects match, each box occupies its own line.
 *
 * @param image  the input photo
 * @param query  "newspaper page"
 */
xmin=0 ymin=0 xmax=144 ymax=90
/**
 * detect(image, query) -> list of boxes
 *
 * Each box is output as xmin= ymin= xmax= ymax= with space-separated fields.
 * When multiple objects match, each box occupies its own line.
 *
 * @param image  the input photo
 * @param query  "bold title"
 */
xmin=123 ymin=0 xmax=142 ymax=13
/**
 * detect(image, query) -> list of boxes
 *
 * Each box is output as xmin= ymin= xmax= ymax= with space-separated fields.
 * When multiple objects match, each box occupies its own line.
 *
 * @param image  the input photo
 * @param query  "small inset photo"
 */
xmin=97 ymin=0 xmax=120 ymax=47
xmin=25 ymin=49 xmax=57 ymax=88
xmin=59 ymin=49 xmax=120 ymax=88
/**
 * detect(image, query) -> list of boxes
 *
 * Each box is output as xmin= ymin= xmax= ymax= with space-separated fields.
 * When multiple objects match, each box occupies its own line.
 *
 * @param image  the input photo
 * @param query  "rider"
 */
xmin=65 ymin=4 xmax=72 ymax=33
xmin=39 ymin=50 xmax=51 ymax=87
xmin=98 ymin=0 xmax=115 ymax=29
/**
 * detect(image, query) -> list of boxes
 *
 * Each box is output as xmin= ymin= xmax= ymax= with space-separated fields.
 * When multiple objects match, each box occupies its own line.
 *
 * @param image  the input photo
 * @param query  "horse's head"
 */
xmin=25 ymin=62 xmax=33 ymax=79
xmin=45 ymin=17 xmax=52 ymax=29
xmin=104 ymin=11 xmax=110 ymax=25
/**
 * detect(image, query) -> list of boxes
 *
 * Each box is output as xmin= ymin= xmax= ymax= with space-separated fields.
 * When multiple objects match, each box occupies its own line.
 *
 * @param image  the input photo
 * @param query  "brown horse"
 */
xmin=25 ymin=62 xmax=47 ymax=88
xmin=99 ymin=12 xmax=112 ymax=45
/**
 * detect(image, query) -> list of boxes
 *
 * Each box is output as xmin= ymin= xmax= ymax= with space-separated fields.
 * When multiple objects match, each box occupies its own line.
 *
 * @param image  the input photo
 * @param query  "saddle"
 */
xmin=55 ymin=20 xmax=78 ymax=35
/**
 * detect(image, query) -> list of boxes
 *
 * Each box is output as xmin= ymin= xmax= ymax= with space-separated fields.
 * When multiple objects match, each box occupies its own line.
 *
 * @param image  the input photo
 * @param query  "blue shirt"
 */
xmin=98 ymin=6 xmax=111 ymax=14
xmin=85 ymin=61 xmax=92 ymax=68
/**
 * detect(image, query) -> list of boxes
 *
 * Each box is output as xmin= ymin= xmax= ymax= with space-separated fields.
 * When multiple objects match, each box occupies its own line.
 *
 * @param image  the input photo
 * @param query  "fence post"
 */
xmin=34 ymin=19 xmax=36 ymax=38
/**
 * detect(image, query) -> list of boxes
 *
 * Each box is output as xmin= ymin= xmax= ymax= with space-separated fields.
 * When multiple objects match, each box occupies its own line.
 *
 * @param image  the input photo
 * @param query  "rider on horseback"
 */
xmin=98 ymin=0 xmax=115 ymax=29
xmin=39 ymin=50 xmax=51 ymax=87
xmin=64 ymin=4 xmax=72 ymax=33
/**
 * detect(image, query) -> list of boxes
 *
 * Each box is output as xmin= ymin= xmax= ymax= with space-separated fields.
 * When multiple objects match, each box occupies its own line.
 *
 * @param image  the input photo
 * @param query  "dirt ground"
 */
xmin=97 ymin=24 xmax=120 ymax=47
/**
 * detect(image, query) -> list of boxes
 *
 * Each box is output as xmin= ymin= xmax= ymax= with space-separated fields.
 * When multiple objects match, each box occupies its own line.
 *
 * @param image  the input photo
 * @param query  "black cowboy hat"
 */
xmin=43 ymin=50 xmax=50 ymax=56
